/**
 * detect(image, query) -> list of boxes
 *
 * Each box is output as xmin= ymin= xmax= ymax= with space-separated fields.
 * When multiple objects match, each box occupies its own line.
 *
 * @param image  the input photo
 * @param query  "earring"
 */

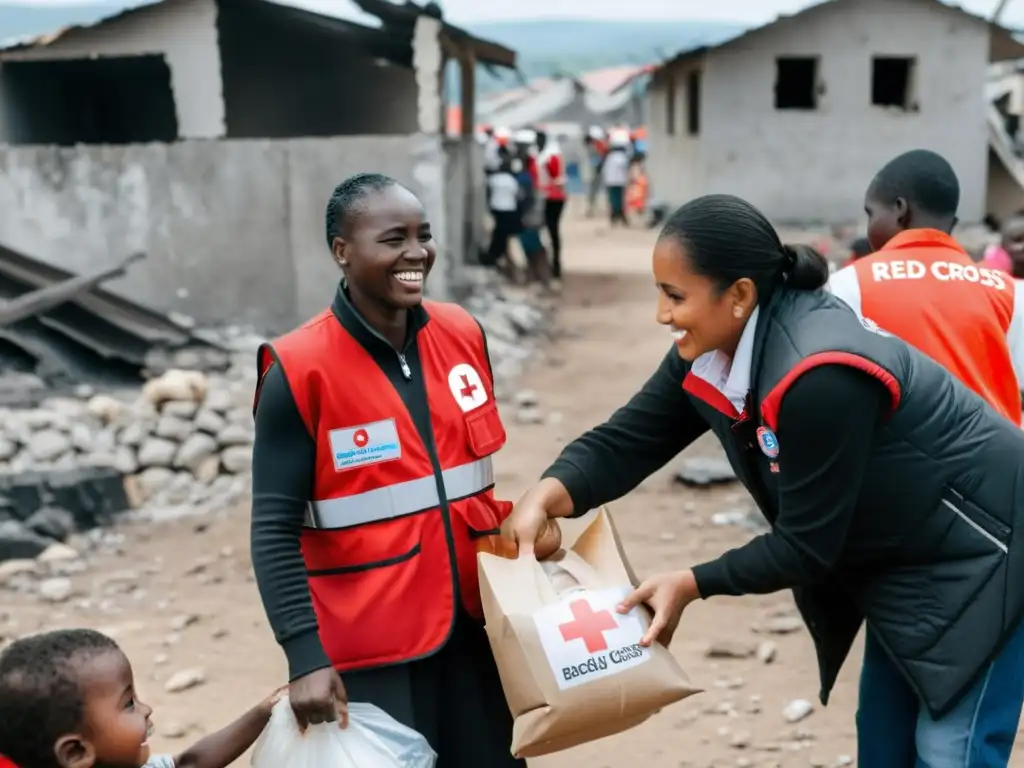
xmin=733 ymin=307 xmax=743 ymax=319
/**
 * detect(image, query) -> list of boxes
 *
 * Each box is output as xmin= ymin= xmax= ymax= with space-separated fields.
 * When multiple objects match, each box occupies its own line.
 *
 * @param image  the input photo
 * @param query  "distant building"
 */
xmin=646 ymin=0 xmax=1024 ymax=224
xmin=478 ymin=65 xmax=651 ymax=131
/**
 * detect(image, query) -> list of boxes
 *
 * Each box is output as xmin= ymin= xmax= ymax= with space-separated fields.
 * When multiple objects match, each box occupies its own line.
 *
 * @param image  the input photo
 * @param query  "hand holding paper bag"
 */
xmin=617 ymin=569 xmax=702 ymax=648
xmin=499 ymin=476 xmax=571 ymax=558
xmin=479 ymin=507 xmax=702 ymax=758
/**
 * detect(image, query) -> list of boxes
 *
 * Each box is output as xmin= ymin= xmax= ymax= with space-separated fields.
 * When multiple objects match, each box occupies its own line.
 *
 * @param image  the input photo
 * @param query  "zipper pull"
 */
xmin=397 ymin=353 xmax=412 ymax=381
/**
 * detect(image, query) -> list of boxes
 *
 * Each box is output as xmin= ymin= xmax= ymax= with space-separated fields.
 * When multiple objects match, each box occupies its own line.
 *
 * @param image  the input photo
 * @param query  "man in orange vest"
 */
xmin=829 ymin=149 xmax=1024 ymax=424
xmin=250 ymin=173 xmax=546 ymax=765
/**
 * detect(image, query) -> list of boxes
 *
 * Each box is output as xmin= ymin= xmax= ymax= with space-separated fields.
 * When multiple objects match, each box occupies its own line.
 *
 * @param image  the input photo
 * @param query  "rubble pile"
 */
xmin=457 ymin=266 xmax=553 ymax=399
xmin=0 ymin=364 xmax=254 ymax=518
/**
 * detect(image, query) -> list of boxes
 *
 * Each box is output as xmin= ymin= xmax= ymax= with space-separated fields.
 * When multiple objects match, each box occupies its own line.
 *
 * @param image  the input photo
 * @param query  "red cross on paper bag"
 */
xmin=558 ymin=598 xmax=618 ymax=653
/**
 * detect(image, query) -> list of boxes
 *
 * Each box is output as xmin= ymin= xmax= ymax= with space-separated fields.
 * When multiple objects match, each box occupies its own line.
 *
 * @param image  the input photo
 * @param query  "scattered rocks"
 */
xmin=169 ymin=613 xmax=200 ymax=631
xmin=164 ymin=667 xmax=206 ymax=693
xmin=160 ymin=722 xmax=191 ymax=739
xmin=729 ymin=730 xmax=752 ymax=749
xmin=759 ymin=616 xmax=804 ymax=635
xmin=674 ymin=457 xmax=737 ymax=487
xmin=0 ymin=558 xmax=39 ymax=585
xmin=782 ymin=698 xmax=815 ymax=723
xmin=38 ymin=543 xmax=80 ymax=564
xmin=457 ymin=266 xmax=553 ymax=393
xmin=705 ymin=640 xmax=756 ymax=660
xmin=757 ymin=640 xmax=778 ymax=664
xmin=0 ymin=520 xmax=52 ymax=561
xmin=710 ymin=504 xmax=771 ymax=534
xmin=38 ymin=576 xmax=74 ymax=603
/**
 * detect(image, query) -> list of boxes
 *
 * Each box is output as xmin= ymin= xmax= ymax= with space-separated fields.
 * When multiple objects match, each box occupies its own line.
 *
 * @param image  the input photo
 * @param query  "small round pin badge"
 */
xmin=756 ymin=426 xmax=779 ymax=458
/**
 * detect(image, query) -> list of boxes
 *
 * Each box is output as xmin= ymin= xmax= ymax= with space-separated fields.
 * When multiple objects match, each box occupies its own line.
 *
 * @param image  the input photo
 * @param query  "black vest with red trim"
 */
xmin=685 ymin=287 xmax=1024 ymax=718
xmin=255 ymin=299 xmax=511 ymax=672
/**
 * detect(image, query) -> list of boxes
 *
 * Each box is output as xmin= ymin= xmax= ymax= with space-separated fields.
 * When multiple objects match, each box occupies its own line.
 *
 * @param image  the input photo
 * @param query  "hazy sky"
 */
xmin=12 ymin=0 xmax=1024 ymax=26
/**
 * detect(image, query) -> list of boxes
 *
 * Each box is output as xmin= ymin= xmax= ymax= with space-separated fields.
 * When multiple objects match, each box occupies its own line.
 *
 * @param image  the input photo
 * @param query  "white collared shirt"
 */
xmin=688 ymin=306 xmax=760 ymax=416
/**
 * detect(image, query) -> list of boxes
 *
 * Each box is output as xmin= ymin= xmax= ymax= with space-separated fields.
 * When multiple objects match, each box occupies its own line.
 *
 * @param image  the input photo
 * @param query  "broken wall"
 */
xmin=0 ymin=133 xmax=456 ymax=333
xmin=0 ymin=0 xmax=224 ymax=141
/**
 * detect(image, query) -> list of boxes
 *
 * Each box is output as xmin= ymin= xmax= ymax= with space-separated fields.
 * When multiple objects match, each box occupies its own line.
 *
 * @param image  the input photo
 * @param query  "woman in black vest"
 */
xmin=502 ymin=194 xmax=1024 ymax=768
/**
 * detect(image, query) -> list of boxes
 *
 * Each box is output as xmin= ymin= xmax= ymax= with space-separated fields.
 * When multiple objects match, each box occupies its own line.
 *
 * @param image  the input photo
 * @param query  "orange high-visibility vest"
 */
xmin=255 ymin=301 xmax=511 ymax=671
xmin=829 ymin=229 xmax=1023 ymax=423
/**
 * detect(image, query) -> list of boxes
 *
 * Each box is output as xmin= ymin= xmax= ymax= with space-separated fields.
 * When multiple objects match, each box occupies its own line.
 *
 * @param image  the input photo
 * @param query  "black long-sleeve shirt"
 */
xmin=251 ymin=364 xmax=328 ymax=679
xmin=542 ymin=349 xmax=888 ymax=599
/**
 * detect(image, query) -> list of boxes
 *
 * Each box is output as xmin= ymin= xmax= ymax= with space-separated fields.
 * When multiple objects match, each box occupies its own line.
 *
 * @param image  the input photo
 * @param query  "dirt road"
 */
xmin=7 ymin=210 xmax=1014 ymax=767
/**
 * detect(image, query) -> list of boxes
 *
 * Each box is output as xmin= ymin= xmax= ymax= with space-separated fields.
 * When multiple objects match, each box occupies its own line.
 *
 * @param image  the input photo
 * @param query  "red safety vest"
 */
xmin=539 ymin=151 xmax=567 ymax=201
xmin=255 ymin=300 xmax=512 ymax=671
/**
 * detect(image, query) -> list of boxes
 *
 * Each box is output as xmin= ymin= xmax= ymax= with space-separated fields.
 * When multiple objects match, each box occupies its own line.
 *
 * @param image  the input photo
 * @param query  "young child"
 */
xmin=0 ymin=629 xmax=283 ymax=768
xmin=982 ymin=211 xmax=1024 ymax=276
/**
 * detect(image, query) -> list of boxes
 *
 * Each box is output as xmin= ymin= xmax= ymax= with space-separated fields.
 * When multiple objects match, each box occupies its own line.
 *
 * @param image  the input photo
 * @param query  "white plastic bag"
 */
xmin=251 ymin=697 xmax=437 ymax=768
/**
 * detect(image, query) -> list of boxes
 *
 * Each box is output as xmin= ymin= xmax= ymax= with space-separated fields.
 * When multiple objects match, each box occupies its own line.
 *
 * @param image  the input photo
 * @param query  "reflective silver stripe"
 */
xmin=304 ymin=457 xmax=494 ymax=530
xmin=942 ymin=499 xmax=1009 ymax=554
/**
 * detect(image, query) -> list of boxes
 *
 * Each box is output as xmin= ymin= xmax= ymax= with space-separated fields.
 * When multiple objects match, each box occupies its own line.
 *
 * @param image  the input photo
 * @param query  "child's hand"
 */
xmin=261 ymin=686 xmax=288 ymax=716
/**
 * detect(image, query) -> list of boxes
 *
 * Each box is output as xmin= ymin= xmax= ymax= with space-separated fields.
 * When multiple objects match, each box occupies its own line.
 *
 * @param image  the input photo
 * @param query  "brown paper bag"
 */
xmin=478 ymin=507 xmax=702 ymax=758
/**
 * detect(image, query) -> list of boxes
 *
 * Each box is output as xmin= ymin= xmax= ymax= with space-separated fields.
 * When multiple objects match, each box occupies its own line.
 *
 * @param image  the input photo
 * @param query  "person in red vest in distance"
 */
xmin=249 ymin=173 xmax=558 ymax=765
xmin=828 ymin=149 xmax=1024 ymax=424
xmin=536 ymin=128 xmax=567 ymax=285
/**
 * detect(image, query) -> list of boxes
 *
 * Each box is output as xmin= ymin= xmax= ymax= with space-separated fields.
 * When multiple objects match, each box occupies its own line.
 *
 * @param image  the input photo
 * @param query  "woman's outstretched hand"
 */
xmin=617 ymin=569 xmax=701 ymax=647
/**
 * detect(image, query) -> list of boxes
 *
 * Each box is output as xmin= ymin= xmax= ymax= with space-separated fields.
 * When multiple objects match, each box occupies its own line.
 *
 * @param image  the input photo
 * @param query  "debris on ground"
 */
xmin=710 ymin=503 xmax=770 ymax=533
xmin=674 ymin=456 xmax=738 ymax=487
xmin=0 ymin=241 xmax=229 ymax=394
xmin=456 ymin=266 xmax=554 ymax=400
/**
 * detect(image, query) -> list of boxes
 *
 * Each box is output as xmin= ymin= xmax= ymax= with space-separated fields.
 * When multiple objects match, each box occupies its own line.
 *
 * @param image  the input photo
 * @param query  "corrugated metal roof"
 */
xmin=0 ymin=0 xmax=386 ymax=53
xmin=578 ymin=64 xmax=651 ymax=95
xmin=484 ymin=78 xmax=577 ymax=128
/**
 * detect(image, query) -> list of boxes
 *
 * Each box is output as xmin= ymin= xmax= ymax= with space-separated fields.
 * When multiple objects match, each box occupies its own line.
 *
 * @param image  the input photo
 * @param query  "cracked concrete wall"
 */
xmin=0 ymin=134 xmax=449 ymax=333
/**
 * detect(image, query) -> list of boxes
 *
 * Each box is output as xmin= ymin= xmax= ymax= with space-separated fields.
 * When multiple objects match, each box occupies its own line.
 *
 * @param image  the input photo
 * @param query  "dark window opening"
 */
xmin=775 ymin=56 xmax=818 ymax=110
xmin=686 ymin=69 xmax=701 ymax=136
xmin=0 ymin=54 xmax=178 ymax=146
xmin=871 ymin=56 xmax=916 ymax=110
xmin=665 ymin=73 xmax=676 ymax=136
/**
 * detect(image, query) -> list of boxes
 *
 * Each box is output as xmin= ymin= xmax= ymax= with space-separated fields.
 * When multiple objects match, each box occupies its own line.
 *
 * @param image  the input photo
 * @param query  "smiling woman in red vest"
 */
xmin=249 ymin=173 xmax=530 ymax=766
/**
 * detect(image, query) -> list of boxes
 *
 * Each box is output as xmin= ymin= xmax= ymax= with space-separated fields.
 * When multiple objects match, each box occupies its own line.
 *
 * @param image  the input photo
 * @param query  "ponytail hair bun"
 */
xmin=782 ymin=243 xmax=829 ymax=290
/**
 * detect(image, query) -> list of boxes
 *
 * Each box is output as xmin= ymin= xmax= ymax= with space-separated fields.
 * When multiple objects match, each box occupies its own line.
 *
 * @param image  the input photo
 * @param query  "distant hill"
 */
xmin=0 ymin=1 xmax=123 ymax=43
xmin=467 ymin=19 xmax=746 ymax=91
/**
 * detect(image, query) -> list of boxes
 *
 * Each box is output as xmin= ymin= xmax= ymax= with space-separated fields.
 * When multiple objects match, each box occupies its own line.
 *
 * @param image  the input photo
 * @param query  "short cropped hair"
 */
xmin=0 ymin=629 xmax=121 ymax=768
xmin=324 ymin=172 xmax=400 ymax=249
xmin=868 ymin=149 xmax=959 ymax=219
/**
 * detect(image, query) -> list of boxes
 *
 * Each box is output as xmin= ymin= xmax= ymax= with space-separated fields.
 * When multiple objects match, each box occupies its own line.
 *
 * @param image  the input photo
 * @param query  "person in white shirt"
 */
xmin=602 ymin=131 xmax=632 ymax=226
xmin=482 ymin=128 xmax=502 ymax=175
xmin=485 ymin=160 xmax=521 ymax=270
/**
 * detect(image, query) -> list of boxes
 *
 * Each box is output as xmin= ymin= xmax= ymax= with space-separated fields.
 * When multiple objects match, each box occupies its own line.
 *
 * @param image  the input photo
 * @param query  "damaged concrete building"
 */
xmin=645 ymin=0 xmax=1024 ymax=224
xmin=0 ymin=0 xmax=515 ymax=332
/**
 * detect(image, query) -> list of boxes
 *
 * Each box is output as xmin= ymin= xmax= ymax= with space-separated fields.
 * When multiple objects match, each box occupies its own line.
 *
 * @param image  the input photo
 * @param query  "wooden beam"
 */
xmin=460 ymin=48 xmax=476 ymax=136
